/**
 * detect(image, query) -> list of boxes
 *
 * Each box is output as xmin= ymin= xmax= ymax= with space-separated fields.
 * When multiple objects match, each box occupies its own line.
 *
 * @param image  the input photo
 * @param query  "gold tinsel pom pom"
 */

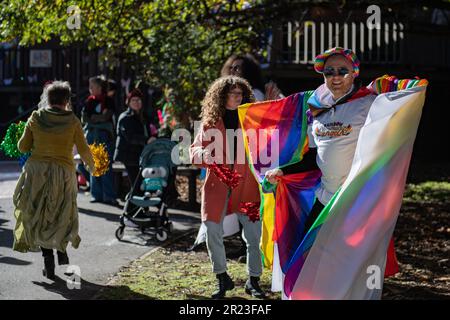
xmin=89 ymin=143 xmax=110 ymax=177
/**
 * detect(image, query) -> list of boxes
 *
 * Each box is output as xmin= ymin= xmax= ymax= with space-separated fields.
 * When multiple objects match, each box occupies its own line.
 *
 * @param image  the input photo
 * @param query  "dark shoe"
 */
xmin=211 ymin=272 xmax=235 ymax=299
xmin=245 ymin=276 xmax=266 ymax=299
xmin=42 ymin=256 xmax=55 ymax=280
xmin=57 ymin=251 xmax=69 ymax=265
xmin=90 ymin=198 xmax=103 ymax=203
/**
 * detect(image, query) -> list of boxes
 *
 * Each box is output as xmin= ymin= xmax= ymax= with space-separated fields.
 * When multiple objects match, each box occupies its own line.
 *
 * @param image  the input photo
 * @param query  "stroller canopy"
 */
xmin=139 ymin=138 xmax=178 ymax=173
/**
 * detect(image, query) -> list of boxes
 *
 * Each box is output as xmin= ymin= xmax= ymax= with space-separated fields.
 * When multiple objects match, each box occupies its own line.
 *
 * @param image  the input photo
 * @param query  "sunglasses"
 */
xmin=323 ymin=67 xmax=351 ymax=77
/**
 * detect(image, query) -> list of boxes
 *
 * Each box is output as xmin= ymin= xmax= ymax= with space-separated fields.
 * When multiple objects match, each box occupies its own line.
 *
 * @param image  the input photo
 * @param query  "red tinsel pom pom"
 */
xmin=210 ymin=163 xmax=242 ymax=189
xmin=239 ymin=202 xmax=261 ymax=222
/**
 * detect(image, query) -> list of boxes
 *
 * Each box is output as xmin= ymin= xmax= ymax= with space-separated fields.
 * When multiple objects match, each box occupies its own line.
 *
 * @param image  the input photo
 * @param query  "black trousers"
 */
xmin=302 ymin=200 xmax=325 ymax=238
xmin=41 ymin=247 xmax=65 ymax=257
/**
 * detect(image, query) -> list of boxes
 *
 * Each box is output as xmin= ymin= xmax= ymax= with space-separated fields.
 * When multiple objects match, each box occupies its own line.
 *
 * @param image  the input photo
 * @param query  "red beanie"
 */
xmin=127 ymin=88 xmax=144 ymax=105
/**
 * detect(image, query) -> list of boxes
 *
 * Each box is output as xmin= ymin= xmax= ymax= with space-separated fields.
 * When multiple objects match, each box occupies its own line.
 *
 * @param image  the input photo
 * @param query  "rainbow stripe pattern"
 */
xmin=237 ymin=93 xmax=321 ymax=269
xmin=314 ymin=47 xmax=361 ymax=77
xmin=290 ymin=77 xmax=428 ymax=299
xmin=239 ymin=76 xmax=428 ymax=299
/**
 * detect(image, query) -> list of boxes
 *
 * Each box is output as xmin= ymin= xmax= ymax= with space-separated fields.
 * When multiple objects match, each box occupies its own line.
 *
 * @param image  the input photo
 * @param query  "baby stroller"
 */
xmin=115 ymin=138 xmax=178 ymax=242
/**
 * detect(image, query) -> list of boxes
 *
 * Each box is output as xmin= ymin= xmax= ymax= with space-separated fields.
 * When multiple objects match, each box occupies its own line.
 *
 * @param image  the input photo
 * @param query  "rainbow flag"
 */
xmin=239 ymin=76 xmax=428 ymax=299
xmin=237 ymin=93 xmax=321 ymax=270
xmin=289 ymin=78 xmax=427 ymax=299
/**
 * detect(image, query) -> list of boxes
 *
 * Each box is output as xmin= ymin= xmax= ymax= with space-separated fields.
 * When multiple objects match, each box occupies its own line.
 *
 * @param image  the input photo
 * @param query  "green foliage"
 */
xmin=2 ymin=0 xmax=450 ymax=125
xmin=403 ymin=182 xmax=450 ymax=205
xmin=0 ymin=0 xmax=285 ymax=125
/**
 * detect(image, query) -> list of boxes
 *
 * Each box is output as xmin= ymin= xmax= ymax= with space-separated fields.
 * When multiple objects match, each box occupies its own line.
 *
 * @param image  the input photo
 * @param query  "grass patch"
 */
xmin=403 ymin=181 xmax=450 ymax=205
xmin=384 ymin=180 xmax=450 ymax=299
xmin=96 ymin=233 xmax=281 ymax=300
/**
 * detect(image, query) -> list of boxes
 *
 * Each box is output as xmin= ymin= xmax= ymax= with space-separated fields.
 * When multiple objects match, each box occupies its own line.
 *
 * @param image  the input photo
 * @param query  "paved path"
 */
xmin=0 ymin=162 xmax=200 ymax=300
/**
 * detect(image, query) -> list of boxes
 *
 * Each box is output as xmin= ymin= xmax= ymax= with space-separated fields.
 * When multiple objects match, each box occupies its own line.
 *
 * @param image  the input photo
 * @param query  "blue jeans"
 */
xmin=86 ymin=129 xmax=116 ymax=202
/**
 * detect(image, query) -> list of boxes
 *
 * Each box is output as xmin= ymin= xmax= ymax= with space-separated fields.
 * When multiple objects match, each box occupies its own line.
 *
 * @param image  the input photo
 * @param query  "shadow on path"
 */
xmin=32 ymin=275 xmax=154 ymax=300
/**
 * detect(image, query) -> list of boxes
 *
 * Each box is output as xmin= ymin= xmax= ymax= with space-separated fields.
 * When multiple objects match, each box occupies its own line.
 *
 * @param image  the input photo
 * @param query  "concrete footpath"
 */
xmin=0 ymin=161 xmax=201 ymax=300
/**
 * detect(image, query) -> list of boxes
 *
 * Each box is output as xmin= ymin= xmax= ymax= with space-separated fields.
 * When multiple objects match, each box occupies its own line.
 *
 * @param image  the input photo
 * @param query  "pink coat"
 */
xmin=189 ymin=119 xmax=260 ymax=223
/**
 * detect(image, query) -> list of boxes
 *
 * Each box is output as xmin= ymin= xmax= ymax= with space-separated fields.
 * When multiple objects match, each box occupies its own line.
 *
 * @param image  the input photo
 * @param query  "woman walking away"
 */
xmin=13 ymin=81 xmax=96 ymax=280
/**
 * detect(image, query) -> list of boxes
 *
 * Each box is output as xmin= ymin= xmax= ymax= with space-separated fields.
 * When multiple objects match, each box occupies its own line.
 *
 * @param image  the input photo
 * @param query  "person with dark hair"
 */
xmin=81 ymin=76 xmax=118 ymax=206
xmin=221 ymin=54 xmax=283 ymax=263
xmin=114 ymin=88 xmax=159 ymax=217
xmin=221 ymin=53 xmax=282 ymax=101
xmin=114 ymin=88 xmax=155 ymax=187
xmin=13 ymin=81 xmax=96 ymax=280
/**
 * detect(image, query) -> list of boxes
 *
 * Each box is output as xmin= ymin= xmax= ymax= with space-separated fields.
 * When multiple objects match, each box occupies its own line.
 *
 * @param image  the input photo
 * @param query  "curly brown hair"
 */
xmin=200 ymin=76 xmax=255 ymax=127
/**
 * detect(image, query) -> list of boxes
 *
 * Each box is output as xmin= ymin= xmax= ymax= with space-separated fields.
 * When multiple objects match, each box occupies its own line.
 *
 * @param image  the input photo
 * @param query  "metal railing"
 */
xmin=274 ymin=20 xmax=406 ymax=65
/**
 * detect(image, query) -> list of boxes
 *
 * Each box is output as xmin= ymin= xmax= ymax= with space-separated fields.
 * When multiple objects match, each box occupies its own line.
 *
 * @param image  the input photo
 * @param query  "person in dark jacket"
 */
xmin=114 ymin=88 xmax=155 ymax=188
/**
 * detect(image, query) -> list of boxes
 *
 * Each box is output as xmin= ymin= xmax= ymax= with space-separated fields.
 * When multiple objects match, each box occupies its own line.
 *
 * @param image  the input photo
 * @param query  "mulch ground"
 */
xmin=381 ymin=162 xmax=450 ymax=299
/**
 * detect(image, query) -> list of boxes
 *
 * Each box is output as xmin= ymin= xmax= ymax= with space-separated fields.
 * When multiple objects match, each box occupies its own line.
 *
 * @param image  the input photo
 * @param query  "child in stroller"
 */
xmin=115 ymin=138 xmax=178 ymax=242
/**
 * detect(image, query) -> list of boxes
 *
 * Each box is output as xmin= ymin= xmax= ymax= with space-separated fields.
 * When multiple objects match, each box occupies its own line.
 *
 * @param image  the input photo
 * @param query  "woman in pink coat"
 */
xmin=190 ymin=76 xmax=264 ymax=299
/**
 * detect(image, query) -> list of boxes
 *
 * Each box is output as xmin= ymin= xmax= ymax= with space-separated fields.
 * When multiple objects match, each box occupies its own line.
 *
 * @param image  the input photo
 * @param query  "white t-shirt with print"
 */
xmin=312 ymin=94 xmax=376 ymax=205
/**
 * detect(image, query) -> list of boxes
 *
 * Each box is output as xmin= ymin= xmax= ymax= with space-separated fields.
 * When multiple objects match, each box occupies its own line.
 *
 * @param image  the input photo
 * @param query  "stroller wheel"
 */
xmin=156 ymin=230 xmax=168 ymax=242
xmin=115 ymin=226 xmax=125 ymax=241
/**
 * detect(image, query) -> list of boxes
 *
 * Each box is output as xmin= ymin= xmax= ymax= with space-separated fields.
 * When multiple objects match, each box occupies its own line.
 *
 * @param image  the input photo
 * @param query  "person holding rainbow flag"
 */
xmin=237 ymin=47 xmax=428 ymax=299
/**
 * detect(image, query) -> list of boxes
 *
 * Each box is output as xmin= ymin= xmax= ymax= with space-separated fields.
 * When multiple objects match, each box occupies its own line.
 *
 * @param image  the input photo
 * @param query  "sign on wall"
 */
xmin=30 ymin=50 xmax=52 ymax=68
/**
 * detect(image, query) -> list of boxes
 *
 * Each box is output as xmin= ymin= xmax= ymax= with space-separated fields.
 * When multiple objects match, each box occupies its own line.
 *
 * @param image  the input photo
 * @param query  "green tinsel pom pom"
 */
xmin=0 ymin=121 xmax=26 ymax=158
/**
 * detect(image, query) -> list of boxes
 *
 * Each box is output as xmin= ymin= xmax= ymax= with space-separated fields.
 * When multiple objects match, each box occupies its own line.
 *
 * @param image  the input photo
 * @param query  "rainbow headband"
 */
xmin=314 ymin=47 xmax=360 ymax=77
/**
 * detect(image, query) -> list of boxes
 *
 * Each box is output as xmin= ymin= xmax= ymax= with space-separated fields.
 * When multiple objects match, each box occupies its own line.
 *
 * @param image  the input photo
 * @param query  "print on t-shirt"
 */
xmin=315 ymin=121 xmax=353 ymax=138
